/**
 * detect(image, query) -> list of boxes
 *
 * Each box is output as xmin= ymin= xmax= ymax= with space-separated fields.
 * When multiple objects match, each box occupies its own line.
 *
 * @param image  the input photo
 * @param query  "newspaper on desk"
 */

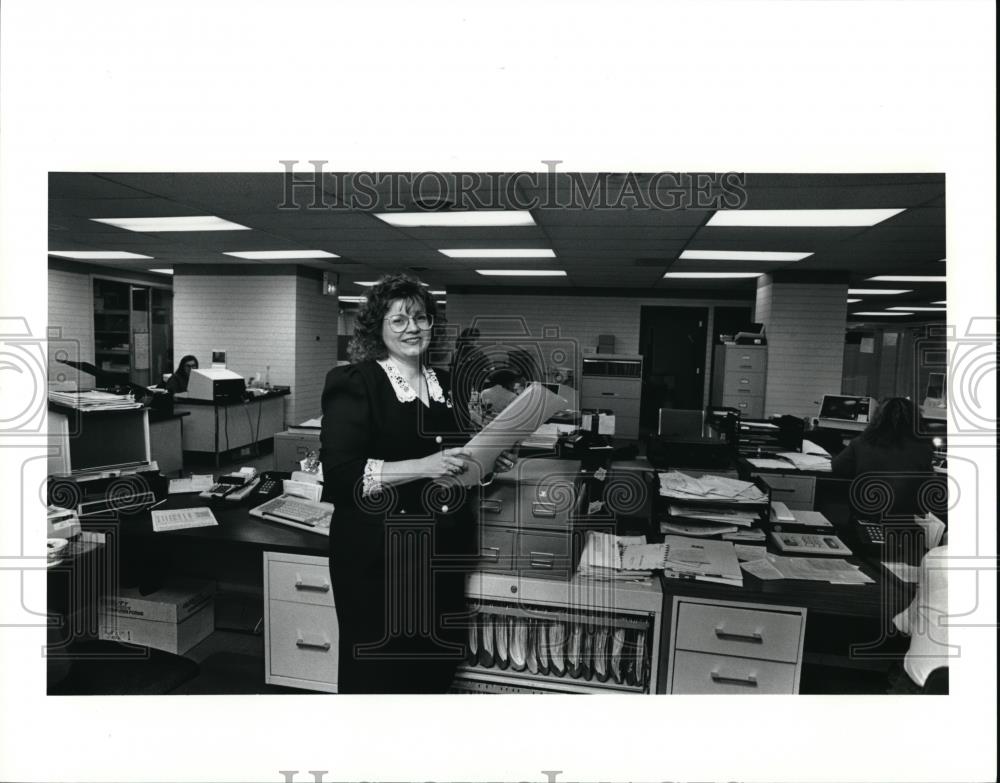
xmin=740 ymin=552 xmax=873 ymax=584
xmin=658 ymin=471 xmax=768 ymax=504
xmin=458 ymin=382 xmax=568 ymax=487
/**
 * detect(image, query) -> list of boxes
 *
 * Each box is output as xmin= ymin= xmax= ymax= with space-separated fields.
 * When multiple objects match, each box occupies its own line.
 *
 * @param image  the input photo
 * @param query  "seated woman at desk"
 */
xmin=319 ymin=273 xmax=515 ymax=694
xmin=164 ymin=355 xmax=198 ymax=394
xmin=831 ymin=396 xmax=935 ymax=515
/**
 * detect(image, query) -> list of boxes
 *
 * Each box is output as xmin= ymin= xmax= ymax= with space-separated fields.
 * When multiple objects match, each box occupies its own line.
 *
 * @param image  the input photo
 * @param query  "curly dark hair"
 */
xmin=347 ymin=273 xmax=438 ymax=363
xmin=860 ymin=397 xmax=920 ymax=448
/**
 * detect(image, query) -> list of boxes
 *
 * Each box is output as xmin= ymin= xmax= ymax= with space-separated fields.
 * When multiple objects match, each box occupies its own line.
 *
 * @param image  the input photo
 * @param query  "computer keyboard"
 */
xmin=250 ymin=494 xmax=333 ymax=535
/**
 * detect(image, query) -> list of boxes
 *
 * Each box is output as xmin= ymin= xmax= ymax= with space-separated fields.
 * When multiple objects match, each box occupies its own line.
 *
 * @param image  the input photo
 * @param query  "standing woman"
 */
xmin=320 ymin=274 xmax=512 ymax=693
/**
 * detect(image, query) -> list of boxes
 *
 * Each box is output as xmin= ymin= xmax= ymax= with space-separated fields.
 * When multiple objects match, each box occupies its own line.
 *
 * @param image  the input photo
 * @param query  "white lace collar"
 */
xmin=377 ymin=358 xmax=449 ymax=406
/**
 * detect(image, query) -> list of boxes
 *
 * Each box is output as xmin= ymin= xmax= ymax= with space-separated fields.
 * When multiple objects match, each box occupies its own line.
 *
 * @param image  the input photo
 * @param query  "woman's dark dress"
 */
xmin=319 ymin=359 xmax=475 ymax=693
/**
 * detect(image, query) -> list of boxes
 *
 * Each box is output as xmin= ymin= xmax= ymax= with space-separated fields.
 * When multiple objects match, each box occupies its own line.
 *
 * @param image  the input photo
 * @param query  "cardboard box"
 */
xmin=99 ymin=603 xmax=214 ymax=655
xmin=99 ymin=578 xmax=215 ymax=655
xmin=103 ymin=578 xmax=214 ymax=623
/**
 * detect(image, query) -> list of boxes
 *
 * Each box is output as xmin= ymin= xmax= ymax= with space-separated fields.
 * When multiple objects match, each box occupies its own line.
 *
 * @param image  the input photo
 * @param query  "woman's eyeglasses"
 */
xmin=384 ymin=313 xmax=434 ymax=333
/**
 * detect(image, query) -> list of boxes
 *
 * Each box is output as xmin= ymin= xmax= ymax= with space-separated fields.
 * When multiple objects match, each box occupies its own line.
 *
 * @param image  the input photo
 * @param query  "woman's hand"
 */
xmin=493 ymin=448 xmax=518 ymax=474
xmin=419 ymin=447 xmax=472 ymax=479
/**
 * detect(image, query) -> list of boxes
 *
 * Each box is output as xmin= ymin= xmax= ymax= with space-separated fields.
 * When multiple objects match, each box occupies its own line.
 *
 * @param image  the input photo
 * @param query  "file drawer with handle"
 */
xmin=673 ymin=599 xmax=804 ymax=663
xmin=266 ymin=599 xmax=339 ymax=692
xmin=669 ymin=650 xmax=798 ymax=694
xmin=267 ymin=558 xmax=335 ymax=607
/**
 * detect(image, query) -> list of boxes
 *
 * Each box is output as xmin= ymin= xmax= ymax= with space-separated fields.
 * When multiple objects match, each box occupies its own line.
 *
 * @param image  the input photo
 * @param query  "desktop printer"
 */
xmin=185 ymin=368 xmax=246 ymax=403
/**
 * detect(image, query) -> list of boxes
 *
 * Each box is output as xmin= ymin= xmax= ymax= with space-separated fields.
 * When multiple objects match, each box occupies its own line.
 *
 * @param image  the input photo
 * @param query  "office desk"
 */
xmin=736 ymin=456 xmax=853 ymax=520
xmin=174 ymin=390 xmax=289 ymax=466
xmin=95 ymin=489 xmax=915 ymax=695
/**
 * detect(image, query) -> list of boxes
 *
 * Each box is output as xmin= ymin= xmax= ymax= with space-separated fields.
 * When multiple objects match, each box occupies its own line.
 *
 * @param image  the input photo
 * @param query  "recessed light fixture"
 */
xmin=437 ymin=300 xmax=447 ymax=305
xmin=441 ymin=248 xmax=556 ymax=258
xmin=932 ymin=300 xmax=946 ymax=305
xmin=679 ymin=250 xmax=812 ymax=262
xmin=887 ymin=306 xmax=946 ymax=312
xmin=847 ymin=288 xmax=912 ymax=295
xmin=664 ymin=272 xmax=762 ymax=279
xmin=866 ymin=275 xmax=946 ymax=283
xmin=48 ymin=250 xmax=154 ymax=260
xmin=148 ymin=268 xmax=174 ymax=275
xmin=91 ymin=216 xmax=251 ymax=232
xmin=338 ymin=296 xmax=367 ymax=303
xmin=429 ymin=290 xmax=446 ymax=295
xmin=706 ymin=208 xmax=905 ymax=227
xmin=376 ymin=211 xmax=535 ymax=227
xmin=475 ymin=270 xmax=566 ymax=277
xmin=354 ymin=281 xmax=378 ymax=286
xmin=852 ymin=311 xmax=913 ymax=316
xmin=223 ymin=250 xmax=339 ymax=260
xmin=847 ymin=298 xmax=862 ymax=304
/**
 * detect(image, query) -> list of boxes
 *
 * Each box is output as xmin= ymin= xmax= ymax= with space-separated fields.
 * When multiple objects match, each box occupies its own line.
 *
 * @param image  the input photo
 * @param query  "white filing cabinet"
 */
xmin=665 ymin=595 xmax=806 ymax=694
xmin=263 ymin=551 xmax=339 ymax=692
xmin=580 ymin=354 xmax=643 ymax=440
xmin=711 ymin=344 xmax=767 ymax=418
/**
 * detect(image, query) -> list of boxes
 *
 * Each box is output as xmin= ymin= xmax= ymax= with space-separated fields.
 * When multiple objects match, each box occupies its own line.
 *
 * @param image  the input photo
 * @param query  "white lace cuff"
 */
xmin=362 ymin=458 xmax=384 ymax=497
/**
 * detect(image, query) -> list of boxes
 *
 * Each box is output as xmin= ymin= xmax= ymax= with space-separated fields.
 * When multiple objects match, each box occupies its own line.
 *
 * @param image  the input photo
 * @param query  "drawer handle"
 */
xmin=737 ymin=388 xmax=751 ymax=394
xmin=714 ymin=626 xmax=764 ymax=644
xmin=480 ymin=545 xmax=501 ymax=562
xmin=531 ymin=502 xmax=557 ymax=518
xmin=295 ymin=576 xmax=331 ymax=592
xmin=711 ymin=670 xmax=758 ymax=687
xmin=600 ymin=392 xmax=616 ymax=396
xmin=482 ymin=499 xmax=503 ymax=514
xmin=529 ymin=551 xmax=555 ymax=568
xmin=295 ymin=634 xmax=331 ymax=651
xmin=770 ymin=487 xmax=796 ymax=494
xmin=739 ymin=378 xmax=750 ymax=384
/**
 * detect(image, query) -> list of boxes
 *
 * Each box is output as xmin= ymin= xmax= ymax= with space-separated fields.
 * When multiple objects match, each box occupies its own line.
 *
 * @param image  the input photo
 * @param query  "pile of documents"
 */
xmin=577 ymin=532 xmax=658 ymax=582
xmin=740 ymin=552 xmax=873 ymax=584
xmin=520 ymin=422 xmax=577 ymax=450
xmin=47 ymin=389 xmax=141 ymax=410
xmin=578 ymin=531 xmax=743 ymax=587
xmin=658 ymin=471 xmax=768 ymax=504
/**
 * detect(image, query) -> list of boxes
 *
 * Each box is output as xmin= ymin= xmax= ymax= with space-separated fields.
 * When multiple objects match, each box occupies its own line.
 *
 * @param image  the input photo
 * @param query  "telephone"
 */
xmin=248 ymin=471 xmax=290 ymax=503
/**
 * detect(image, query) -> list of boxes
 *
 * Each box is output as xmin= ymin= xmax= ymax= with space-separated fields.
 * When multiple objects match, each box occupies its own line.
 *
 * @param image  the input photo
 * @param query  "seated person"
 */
xmin=164 ymin=355 xmax=198 ymax=394
xmin=479 ymin=368 xmax=526 ymax=420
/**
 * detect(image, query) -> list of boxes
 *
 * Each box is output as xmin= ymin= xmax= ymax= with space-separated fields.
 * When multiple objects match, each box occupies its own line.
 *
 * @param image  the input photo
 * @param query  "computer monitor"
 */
xmin=817 ymin=394 xmax=875 ymax=432
xmin=186 ymin=367 xmax=246 ymax=402
xmin=48 ymin=408 xmax=152 ymax=476
xmin=921 ymin=372 xmax=947 ymax=422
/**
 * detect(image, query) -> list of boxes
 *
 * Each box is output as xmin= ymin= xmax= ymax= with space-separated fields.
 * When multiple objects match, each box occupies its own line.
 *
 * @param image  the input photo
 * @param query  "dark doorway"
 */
xmin=638 ymin=306 xmax=708 ymax=432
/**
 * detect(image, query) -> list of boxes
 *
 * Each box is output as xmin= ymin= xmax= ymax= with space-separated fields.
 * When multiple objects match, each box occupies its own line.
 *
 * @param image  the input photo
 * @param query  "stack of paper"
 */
xmin=47 ymin=390 xmax=141 ymax=410
xmin=776 ymin=451 xmax=832 ymax=471
xmin=721 ymin=527 xmax=766 ymax=543
xmin=660 ymin=536 xmax=743 ymax=587
xmin=667 ymin=503 xmax=757 ymax=526
xmin=577 ymin=532 xmax=654 ymax=582
xmin=740 ymin=553 xmax=873 ymax=584
xmin=658 ymin=471 xmax=768 ymax=505
xmin=520 ymin=422 xmax=576 ymax=449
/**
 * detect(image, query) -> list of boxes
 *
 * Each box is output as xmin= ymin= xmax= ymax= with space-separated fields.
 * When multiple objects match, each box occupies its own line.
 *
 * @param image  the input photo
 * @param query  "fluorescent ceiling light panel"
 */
xmin=376 ymin=211 xmax=535 ymax=227
xmin=49 ymin=250 xmax=154 ymax=260
xmin=338 ymin=296 xmax=367 ymax=303
xmin=354 ymin=281 xmax=377 ymax=286
xmin=148 ymin=268 xmax=174 ymax=275
xmin=932 ymin=300 xmax=946 ymax=305
xmin=223 ymin=250 xmax=338 ymax=260
xmin=887 ymin=306 xmax=946 ymax=312
xmin=475 ymin=270 xmax=566 ymax=277
xmin=664 ymin=272 xmax=762 ymax=279
xmin=847 ymin=288 xmax=912 ymax=295
xmin=847 ymin=298 xmax=862 ymax=304
xmin=440 ymin=248 xmax=556 ymax=258
xmin=853 ymin=311 xmax=913 ymax=316
xmin=429 ymin=290 xmax=446 ymax=295
xmin=706 ymin=208 xmax=905 ymax=227
xmin=91 ymin=216 xmax=251 ymax=232
xmin=866 ymin=275 xmax=946 ymax=283
xmin=679 ymin=250 xmax=812 ymax=262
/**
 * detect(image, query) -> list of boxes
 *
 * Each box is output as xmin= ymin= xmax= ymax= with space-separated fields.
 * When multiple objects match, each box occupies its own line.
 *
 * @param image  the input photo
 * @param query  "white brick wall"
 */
xmin=174 ymin=269 xmax=340 ymax=429
xmin=47 ymin=268 xmax=94 ymax=382
xmin=292 ymin=275 xmax=340 ymax=424
xmin=755 ymin=279 xmax=849 ymax=418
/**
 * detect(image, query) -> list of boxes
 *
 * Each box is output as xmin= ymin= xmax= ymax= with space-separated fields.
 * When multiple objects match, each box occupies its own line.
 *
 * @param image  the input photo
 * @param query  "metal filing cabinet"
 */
xmin=580 ymin=354 xmax=643 ymax=440
xmin=711 ymin=344 xmax=768 ymax=419
xmin=263 ymin=551 xmax=339 ymax=693
xmin=665 ymin=595 xmax=806 ymax=694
